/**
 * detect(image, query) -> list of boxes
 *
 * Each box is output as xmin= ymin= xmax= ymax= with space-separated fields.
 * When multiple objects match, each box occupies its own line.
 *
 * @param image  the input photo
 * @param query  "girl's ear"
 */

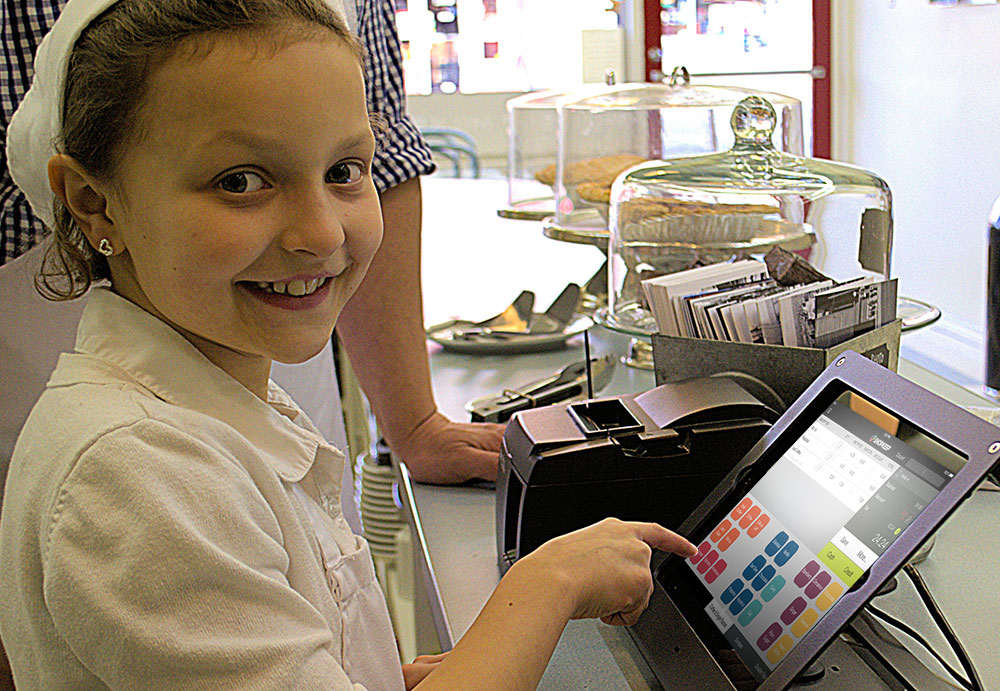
xmin=47 ymin=154 xmax=121 ymax=253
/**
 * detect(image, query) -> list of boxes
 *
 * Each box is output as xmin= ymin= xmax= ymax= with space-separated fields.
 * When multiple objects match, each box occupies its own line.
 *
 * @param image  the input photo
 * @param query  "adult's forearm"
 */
xmin=336 ymin=176 xmax=436 ymax=450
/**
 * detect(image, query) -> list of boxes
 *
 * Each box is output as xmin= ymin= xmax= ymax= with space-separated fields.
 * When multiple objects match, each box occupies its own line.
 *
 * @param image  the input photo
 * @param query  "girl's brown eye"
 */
xmin=218 ymin=171 xmax=266 ymax=193
xmin=325 ymin=161 xmax=364 ymax=185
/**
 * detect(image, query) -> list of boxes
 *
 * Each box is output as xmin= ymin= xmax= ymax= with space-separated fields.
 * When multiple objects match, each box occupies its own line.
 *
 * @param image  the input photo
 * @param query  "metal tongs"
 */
xmin=465 ymin=354 xmax=616 ymax=423
xmin=428 ymin=284 xmax=581 ymax=340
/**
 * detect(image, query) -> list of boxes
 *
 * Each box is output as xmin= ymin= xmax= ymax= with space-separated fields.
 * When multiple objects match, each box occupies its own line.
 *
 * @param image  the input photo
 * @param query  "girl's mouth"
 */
xmin=238 ymin=276 xmax=335 ymax=311
xmin=251 ymin=277 xmax=329 ymax=296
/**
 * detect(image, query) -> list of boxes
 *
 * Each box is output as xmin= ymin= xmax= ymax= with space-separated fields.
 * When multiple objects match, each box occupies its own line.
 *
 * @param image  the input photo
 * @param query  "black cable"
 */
xmin=903 ymin=563 xmax=985 ymax=691
xmin=865 ymin=563 xmax=985 ymax=691
xmin=865 ymin=603 xmax=972 ymax=690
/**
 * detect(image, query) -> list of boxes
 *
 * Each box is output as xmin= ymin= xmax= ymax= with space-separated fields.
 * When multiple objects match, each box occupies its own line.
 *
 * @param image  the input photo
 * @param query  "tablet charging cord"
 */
xmin=865 ymin=563 xmax=984 ymax=691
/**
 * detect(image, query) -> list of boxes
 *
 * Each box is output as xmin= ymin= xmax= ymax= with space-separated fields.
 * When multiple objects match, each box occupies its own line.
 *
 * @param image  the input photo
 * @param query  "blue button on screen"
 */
xmin=742 ymin=555 xmax=766 ymax=580
xmin=765 ymin=531 xmax=788 ymax=557
xmin=721 ymin=579 xmax=744 ymax=605
xmin=775 ymin=541 xmax=799 ymax=566
xmin=728 ymin=588 xmax=754 ymax=615
xmin=752 ymin=564 xmax=776 ymax=590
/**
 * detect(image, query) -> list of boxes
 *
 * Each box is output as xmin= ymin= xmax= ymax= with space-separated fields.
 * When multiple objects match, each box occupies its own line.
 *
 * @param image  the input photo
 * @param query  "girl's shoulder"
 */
xmin=8 ymin=359 xmax=271 ymax=537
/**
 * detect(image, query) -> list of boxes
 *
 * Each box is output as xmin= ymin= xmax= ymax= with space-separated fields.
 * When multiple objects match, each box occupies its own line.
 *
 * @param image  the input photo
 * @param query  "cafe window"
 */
xmin=651 ymin=0 xmax=830 ymax=157
xmin=395 ymin=0 xmax=623 ymax=95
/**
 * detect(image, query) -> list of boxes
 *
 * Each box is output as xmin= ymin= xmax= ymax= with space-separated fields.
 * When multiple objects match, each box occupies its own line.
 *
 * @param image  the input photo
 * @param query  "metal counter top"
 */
xmin=401 ymin=178 xmax=1000 ymax=689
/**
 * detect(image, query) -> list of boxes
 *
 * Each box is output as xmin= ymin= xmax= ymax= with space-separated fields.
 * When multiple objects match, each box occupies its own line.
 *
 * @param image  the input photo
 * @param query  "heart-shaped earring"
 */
xmin=98 ymin=238 xmax=114 ymax=256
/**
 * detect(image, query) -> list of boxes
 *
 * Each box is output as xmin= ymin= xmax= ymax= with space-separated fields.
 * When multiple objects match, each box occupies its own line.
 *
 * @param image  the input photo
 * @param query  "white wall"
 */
xmin=831 ymin=0 xmax=1000 ymax=388
xmin=406 ymin=91 xmax=515 ymax=170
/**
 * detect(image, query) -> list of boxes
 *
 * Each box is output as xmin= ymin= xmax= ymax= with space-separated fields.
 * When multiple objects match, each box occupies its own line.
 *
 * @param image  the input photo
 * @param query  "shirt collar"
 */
xmin=53 ymin=288 xmax=341 ymax=483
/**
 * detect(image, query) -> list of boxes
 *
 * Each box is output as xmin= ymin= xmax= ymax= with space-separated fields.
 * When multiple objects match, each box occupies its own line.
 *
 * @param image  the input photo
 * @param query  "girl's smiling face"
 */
xmin=101 ymin=32 xmax=382 ymax=395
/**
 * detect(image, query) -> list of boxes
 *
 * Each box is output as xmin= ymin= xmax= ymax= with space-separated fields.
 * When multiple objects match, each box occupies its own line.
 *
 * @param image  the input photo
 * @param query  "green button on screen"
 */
xmin=818 ymin=542 xmax=862 ymax=587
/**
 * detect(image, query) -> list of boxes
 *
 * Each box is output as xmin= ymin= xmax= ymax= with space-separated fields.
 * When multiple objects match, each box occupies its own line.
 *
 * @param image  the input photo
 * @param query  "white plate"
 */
xmin=427 ymin=316 xmax=593 ymax=355
xmin=360 ymin=505 xmax=401 ymax=520
xmin=360 ymin=499 xmax=398 ymax=513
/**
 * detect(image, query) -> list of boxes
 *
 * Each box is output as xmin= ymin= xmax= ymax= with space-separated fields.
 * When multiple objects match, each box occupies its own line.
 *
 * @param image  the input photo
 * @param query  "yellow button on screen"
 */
xmin=791 ymin=608 xmax=819 ymax=637
xmin=816 ymin=582 xmax=845 ymax=611
xmin=766 ymin=634 xmax=795 ymax=665
xmin=818 ymin=541 xmax=863 ymax=587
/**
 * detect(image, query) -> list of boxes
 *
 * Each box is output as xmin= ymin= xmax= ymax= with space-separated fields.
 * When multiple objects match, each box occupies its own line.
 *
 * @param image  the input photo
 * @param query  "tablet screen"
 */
xmin=660 ymin=390 xmax=966 ymax=684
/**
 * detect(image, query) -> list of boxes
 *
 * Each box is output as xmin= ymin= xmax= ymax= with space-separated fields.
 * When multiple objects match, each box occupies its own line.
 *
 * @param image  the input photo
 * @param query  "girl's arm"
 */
xmin=415 ymin=519 xmax=697 ymax=689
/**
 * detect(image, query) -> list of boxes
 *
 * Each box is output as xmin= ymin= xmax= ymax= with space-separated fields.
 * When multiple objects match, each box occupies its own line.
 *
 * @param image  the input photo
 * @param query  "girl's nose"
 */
xmin=278 ymin=188 xmax=347 ymax=258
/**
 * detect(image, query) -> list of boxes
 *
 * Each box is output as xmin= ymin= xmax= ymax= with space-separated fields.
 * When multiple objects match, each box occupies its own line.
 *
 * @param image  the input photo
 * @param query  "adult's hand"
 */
xmin=395 ymin=411 xmax=504 ymax=485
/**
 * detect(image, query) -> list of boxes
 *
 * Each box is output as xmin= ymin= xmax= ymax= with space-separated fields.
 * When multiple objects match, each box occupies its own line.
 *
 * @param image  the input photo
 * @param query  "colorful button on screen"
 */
xmin=805 ymin=572 xmax=832 ymax=599
xmin=761 ymin=575 xmax=785 ymax=602
xmin=765 ymin=532 xmax=788 ymax=557
xmin=794 ymin=560 xmax=820 ymax=587
xmin=739 ymin=505 xmax=762 ymax=529
xmin=743 ymin=555 xmax=766 ymax=580
xmin=691 ymin=541 xmax=711 ymax=565
xmin=711 ymin=521 xmax=732 ymax=543
xmin=679 ymin=397 xmax=957 ymax=684
xmin=791 ymin=608 xmax=819 ymax=637
xmin=705 ymin=558 xmax=727 ymax=584
xmin=721 ymin=579 xmax=744 ymax=605
xmin=731 ymin=498 xmax=753 ymax=521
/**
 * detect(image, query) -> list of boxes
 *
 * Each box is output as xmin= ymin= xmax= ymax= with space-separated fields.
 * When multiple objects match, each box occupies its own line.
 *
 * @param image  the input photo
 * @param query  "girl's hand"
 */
xmin=402 ymin=652 xmax=449 ymax=690
xmin=517 ymin=518 xmax=698 ymax=627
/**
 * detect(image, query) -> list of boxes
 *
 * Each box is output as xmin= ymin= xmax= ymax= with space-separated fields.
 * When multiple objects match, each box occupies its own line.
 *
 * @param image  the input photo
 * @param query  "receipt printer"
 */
xmin=496 ymin=376 xmax=778 ymax=572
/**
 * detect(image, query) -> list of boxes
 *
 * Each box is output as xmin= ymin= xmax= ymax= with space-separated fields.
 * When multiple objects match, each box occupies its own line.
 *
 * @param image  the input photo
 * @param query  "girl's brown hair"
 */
xmin=37 ymin=0 xmax=359 ymax=300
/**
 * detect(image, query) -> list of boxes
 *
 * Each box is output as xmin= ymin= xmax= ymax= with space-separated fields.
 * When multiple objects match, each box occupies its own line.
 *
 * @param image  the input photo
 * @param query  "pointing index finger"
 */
xmin=633 ymin=522 xmax=698 ymax=558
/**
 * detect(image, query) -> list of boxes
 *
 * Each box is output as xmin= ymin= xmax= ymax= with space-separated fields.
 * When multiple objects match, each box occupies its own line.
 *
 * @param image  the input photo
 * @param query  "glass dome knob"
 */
xmin=731 ymin=96 xmax=777 ymax=145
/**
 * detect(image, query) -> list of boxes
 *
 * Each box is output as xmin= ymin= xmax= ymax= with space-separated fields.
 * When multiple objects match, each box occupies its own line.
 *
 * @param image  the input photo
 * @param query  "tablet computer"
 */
xmin=629 ymin=350 xmax=1000 ymax=690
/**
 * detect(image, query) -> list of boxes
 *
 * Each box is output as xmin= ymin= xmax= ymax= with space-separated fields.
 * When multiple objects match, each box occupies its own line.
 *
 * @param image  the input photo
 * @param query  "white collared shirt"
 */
xmin=0 ymin=288 xmax=398 ymax=689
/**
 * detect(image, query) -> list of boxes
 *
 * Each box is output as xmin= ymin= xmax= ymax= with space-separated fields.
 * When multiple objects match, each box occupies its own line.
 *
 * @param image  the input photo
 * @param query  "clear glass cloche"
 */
xmin=603 ymin=95 xmax=892 ymax=336
xmin=546 ymin=68 xmax=805 ymax=242
xmin=504 ymin=88 xmax=578 ymax=220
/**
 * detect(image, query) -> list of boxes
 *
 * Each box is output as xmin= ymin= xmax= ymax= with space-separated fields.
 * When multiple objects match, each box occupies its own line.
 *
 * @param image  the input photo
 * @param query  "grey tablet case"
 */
xmin=628 ymin=350 xmax=1000 ymax=690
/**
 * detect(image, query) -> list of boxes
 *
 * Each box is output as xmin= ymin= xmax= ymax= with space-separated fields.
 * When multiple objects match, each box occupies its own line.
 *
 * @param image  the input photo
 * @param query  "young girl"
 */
xmin=0 ymin=1 xmax=697 ymax=688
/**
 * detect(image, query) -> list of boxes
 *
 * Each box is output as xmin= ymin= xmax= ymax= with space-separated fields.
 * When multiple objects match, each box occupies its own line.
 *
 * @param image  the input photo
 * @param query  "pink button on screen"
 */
xmin=757 ymin=622 xmax=783 ymax=651
xmin=794 ymin=561 xmax=820 ymax=588
xmin=705 ymin=559 xmax=728 ymax=583
xmin=691 ymin=541 xmax=711 ymax=565
xmin=805 ymin=571 xmax=832 ymax=599
xmin=781 ymin=597 xmax=807 ymax=625
xmin=697 ymin=550 xmax=719 ymax=574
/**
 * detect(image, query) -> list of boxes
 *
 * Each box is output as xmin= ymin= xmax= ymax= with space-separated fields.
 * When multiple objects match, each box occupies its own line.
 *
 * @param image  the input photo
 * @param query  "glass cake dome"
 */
xmin=544 ymin=67 xmax=805 ymax=245
xmin=602 ymin=95 xmax=892 ymax=337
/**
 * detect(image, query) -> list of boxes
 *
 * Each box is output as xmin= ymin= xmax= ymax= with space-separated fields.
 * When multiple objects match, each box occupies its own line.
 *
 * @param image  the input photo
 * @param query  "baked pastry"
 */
xmin=576 ymin=181 xmax=613 ymax=204
xmin=617 ymin=197 xmax=779 ymax=245
xmin=534 ymin=163 xmax=557 ymax=186
xmin=533 ymin=154 xmax=646 ymax=188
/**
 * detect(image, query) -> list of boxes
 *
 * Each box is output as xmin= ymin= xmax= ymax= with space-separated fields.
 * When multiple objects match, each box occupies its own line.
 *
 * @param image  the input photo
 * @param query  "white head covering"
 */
xmin=5 ymin=0 xmax=348 ymax=230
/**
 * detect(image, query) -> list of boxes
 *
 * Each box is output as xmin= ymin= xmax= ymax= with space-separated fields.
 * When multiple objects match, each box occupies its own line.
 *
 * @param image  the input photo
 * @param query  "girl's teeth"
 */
xmin=253 ymin=278 xmax=325 ymax=296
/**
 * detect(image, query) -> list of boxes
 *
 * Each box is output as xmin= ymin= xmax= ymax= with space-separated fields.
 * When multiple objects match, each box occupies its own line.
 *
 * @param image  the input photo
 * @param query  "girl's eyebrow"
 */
xmin=202 ymin=129 xmax=375 ymax=153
